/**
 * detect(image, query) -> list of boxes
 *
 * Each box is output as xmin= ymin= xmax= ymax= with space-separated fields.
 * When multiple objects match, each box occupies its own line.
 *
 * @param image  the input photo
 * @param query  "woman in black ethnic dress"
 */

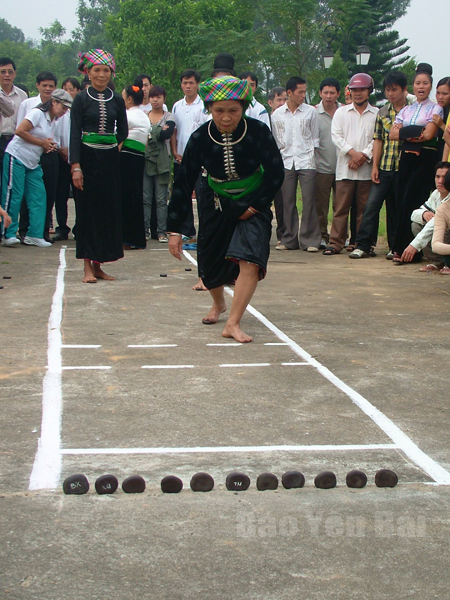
xmin=70 ymin=49 xmax=128 ymax=283
xmin=167 ymin=76 xmax=284 ymax=343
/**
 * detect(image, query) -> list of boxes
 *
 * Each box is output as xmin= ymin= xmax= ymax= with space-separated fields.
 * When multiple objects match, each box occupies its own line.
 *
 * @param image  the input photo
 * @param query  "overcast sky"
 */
xmin=1 ymin=0 xmax=449 ymax=86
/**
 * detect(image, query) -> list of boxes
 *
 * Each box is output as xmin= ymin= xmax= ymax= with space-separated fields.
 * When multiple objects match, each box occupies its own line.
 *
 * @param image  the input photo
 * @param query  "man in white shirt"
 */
xmin=271 ymin=76 xmax=321 ymax=251
xmin=239 ymin=71 xmax=271 ymax=128
xmin=325 ymin=73 xmax=378 ymax=255
xmin=0 ymin=57 xmax=27 ymax=183
xmin=17 ymin=71 xmax=58 ymax=242
xmin=267 ymin=86 xmax=287 ymax=243
xmin=170 ymin=69 xmax=208 ymax=240
xmin=400 ymin=161 xmax=450 ymax=270
xmin=315 ymin=77 xmax=342 ymax=247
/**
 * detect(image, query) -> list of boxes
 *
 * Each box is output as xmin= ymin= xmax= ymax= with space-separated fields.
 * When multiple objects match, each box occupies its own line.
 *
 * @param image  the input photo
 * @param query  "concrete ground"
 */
xmin=1 ymin=222 xmax=450 ymax=599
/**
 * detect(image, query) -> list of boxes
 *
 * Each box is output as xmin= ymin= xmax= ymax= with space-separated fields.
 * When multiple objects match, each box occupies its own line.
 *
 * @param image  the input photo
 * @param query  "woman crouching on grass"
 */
xmin=167 ymin=76 xmax=284 ymax=343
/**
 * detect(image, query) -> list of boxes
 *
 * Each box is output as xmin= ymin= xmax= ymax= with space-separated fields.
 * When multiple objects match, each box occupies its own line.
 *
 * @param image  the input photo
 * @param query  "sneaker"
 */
xmin=275 ymin=244 xmax=288 ymax=250
xmin=320 ymin=239 xmax=327 ymax=250
xmin=349 ymin=249 xmax=369 ymax=259
xmin=2 ymin=237 xmax=20 ymax=247
xmin=306 ymin=246 xmax=319 ymax=252
xmin=158 ymin=235 xmax=168 ymax=243
xmin=23 ymin=236 xmax=52 ymax=247
xmin=386 ymin=251 xmax=393 ymax=260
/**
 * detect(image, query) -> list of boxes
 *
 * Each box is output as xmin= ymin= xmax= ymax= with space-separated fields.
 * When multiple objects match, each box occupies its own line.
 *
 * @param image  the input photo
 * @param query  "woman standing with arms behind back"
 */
xmin=70 ymin=49 xmax=128 ymax=283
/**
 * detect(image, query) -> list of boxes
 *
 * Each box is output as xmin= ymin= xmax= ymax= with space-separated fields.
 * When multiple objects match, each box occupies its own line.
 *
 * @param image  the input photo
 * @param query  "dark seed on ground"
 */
xmin=122 ymin=475 xmax=146 ymax=494
xmin=190 ymin=472 xmax=214 ymax=492
xmin=161 ymin=475 xmax=183 ymax=493
xmin=375 ymin=469 xmax=398 ymax=488
xmin=160 ymin=274 xmax=167 ymax=277
xmin=63 ymin=474 xmax=90 ymax=495
xmin=314 ymin=471 xmax=337 ymax=489
xmin=282 ymin=471 xmax=305 ymax=489
xmin=95 ymin=474 xmax=119 ymax=494
xmin=226 ymin=472 xmax=250 ymax=491
xmin=346 ymin=470 xmax=368 ymax=488
xmin=256 ymin=472 xmax=278 ymax=491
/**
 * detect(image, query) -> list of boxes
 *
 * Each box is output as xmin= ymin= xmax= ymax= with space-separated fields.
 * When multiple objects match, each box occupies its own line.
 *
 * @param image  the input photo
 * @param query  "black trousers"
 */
xmin=19 ymin=151 xmax=59 ymax=239
xmin=392 ymin=149 xmax=437 ymax=255
xmin=54 ymin=155 xmax=73 ymax=236
xmin=173 ymin=162 xmax=198 ymax=238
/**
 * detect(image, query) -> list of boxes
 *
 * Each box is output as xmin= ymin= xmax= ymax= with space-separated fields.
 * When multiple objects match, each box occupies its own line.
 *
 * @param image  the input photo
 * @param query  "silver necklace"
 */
xmin=86 ymin=86 xmax=114 ymax=102
xmin=207 ymin=119 xmax=247 ymax=146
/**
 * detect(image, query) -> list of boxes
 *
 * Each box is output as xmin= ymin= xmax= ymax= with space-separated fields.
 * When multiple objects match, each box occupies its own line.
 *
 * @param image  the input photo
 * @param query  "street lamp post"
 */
xmin=322 ymin=23 xmax=371 ymax=70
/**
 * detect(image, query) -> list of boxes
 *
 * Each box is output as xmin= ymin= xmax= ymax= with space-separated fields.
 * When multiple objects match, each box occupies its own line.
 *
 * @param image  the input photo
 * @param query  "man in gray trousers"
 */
xmin=271 ymin=76 xmax=321 ymax=252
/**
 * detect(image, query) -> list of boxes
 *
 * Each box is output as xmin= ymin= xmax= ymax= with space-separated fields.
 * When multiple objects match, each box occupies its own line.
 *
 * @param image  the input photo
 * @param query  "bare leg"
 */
xmin=202 ymin=285 xmax=227 ymax=324
xmin=82 ymin=260 xmax=97 ymax=283
xmin=222 ymin=261 xmax=259 ymax=343
xmin=93 ymin=263 xmax=116 ymax=280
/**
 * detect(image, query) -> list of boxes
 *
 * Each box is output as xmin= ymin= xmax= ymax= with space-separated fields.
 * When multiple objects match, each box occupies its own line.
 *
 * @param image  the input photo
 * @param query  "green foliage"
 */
xmin=0 ymin=17 xmax=25 ymax=44
xmin=0 ymin=0 xmax=413 ymax=107
xmin=72 ymin=0 xmax=120 ymax=51
xmin=107 ymin=0 xmax=256 ymax=106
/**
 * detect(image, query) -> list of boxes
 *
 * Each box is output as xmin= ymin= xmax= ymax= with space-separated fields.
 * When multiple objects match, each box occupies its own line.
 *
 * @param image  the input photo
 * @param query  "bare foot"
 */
xmin=93 ymin=267 xmax=116 ymax=281
xmin=193 ymin=278 xmax=207 ymax=291
xmin=202 ymin=303 xmax=226 ymax=325
xmin=82 ymin=275 xmax=97 ymax=284
xmin=222 ymin=322 xmax=253 ymax=343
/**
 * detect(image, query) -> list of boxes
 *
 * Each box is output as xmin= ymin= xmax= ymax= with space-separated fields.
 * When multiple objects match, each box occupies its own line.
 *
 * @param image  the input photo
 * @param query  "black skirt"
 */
xmin=120 ymin=149 xmax=146 ymax=249
xmin=197 ymin=179 xmax=272 ymax=289
xmin=75 ymin=144 xmax=124 ymax=263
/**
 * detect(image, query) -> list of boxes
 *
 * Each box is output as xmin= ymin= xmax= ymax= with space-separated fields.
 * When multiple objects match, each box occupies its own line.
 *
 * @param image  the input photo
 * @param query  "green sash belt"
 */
xmin=208 ymin=166 xmax=264 ymax=200
xmin=82 ymin=132 xmax=117 ymax=145
xmin=123 ymin=138 xmax=146 ymax=153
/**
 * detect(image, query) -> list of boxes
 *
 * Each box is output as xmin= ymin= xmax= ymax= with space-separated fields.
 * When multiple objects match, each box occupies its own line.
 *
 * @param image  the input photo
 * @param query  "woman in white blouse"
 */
xmin=120 ymin=84 xmax=151 ymax=249
xmin=1 ymin=89 xmax=72 ymax=247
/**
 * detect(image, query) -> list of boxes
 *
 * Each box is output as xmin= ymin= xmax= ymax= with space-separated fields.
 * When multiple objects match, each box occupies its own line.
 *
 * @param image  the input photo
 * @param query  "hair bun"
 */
xmin=415 ymin=62 xmax=433 ymax=75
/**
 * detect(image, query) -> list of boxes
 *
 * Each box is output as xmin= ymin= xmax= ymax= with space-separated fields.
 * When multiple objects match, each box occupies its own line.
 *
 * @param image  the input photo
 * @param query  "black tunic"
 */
xmin=167 ymin=118 xmax=284 ymax=288
xmin=70 ymin=87 xmax=128 ymax=263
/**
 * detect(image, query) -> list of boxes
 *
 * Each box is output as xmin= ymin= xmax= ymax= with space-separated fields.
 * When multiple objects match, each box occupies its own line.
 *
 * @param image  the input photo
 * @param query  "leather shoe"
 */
xmin=51 ymin=233 xmax=68 ymax=242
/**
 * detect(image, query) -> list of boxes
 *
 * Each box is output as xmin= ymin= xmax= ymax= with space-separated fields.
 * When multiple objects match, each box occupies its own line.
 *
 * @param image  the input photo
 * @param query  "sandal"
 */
xmin=345 ymin=244 xmax=356 ymax=252
xmin=419 ymin=264 xmax=439 ymax=272
xmin=323 ymin=247 xmax=338 ymax=255
xmin=392 ymin=252 xmax=403 ymax=265
xmin=440 ymin=266 xmax=450 ymax=275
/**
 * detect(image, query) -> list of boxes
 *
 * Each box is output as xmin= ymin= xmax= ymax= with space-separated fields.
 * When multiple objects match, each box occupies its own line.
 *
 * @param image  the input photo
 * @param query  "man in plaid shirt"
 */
xmin=349 ymin=71 xmax=409 ymax=259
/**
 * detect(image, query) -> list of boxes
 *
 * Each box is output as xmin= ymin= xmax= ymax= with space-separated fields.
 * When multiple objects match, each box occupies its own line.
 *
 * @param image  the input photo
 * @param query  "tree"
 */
xmin=107 ymin=0 xmax=255 ymax=106
xmin=0 ymin=18 xmax=25 ymax=44
xmin=72 ymin=0 xmax=121 ymax=51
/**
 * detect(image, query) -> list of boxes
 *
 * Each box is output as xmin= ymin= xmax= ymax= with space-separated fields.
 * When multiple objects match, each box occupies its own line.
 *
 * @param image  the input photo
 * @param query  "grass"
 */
xmin=295 ymin=192 xmax=387 ymax=239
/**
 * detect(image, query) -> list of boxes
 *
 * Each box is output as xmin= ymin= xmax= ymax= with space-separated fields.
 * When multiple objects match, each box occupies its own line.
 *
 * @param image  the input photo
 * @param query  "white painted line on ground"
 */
xmin=128 ymin=344 xmax=178 ymax=348
xmin=62 ymin=366 xmax=112 ymax=370
xmin=29 ymin=248 xmax=66 ymax=491
xmin=141 ymin=365 xmax=194 ymax=369
xmin=61 ymin=443 xmax=399 ymax=455
xmin=207 ymin=343 xmax=241 ymax=346
xmin=62 ymin=344 xmax=102 ymax=348
xmin=245 ymin=304 xmax=450 ymax=485
xmin=183 ymin=250 xmax=450 ymax=485
xmin=265 ymin=342 xmax=288 ymax=346
xmin=220 ymin=363 xmax=271 ymax=368
xmin=281 ymin=362 xmax=311 ymax=366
